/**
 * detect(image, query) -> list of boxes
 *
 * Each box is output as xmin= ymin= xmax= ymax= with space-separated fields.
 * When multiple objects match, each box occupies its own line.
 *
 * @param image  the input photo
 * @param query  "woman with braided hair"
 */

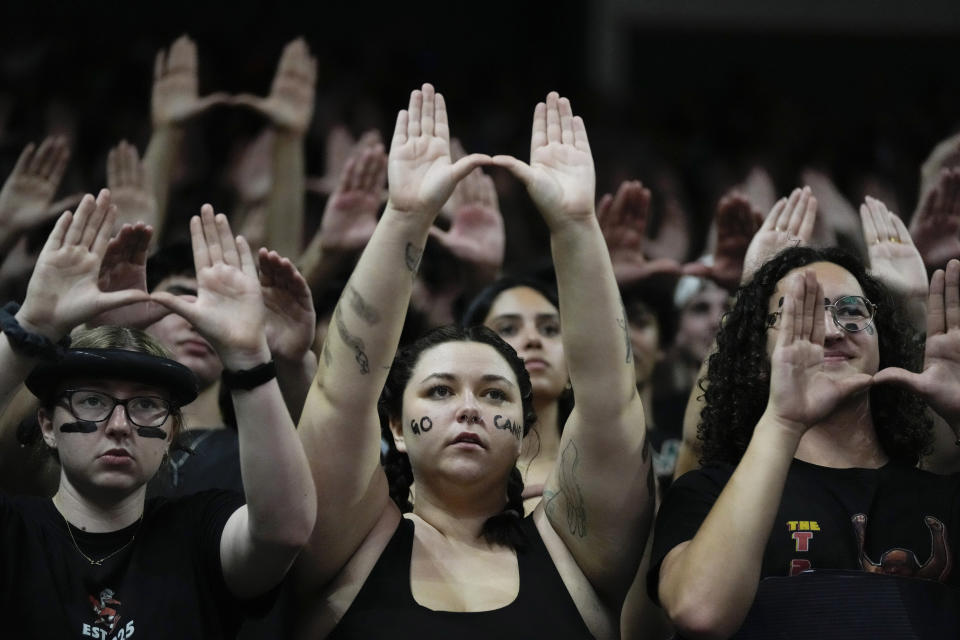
xmin=293 ymin=85 xmax=654 ymax=639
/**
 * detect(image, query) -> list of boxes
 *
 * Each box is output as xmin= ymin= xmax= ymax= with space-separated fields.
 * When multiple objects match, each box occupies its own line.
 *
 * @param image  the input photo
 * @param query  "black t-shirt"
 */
xmin=648 ymin=459 xmax=960 ymax=602
xmin=148 ymin=428 xmax=242 ymax=499
xmin=0 ymin=490 xmax=256 ymax=639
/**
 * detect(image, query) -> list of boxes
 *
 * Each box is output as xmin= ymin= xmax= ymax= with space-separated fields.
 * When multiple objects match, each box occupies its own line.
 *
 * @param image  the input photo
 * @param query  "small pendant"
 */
xmin=91 ymin=559 xmax=103 ymax=566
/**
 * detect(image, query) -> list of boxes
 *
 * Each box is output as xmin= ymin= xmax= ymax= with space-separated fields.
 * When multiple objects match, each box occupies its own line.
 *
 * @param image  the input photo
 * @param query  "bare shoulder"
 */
xmin=294 ymin=505 xmax=401 ymax=639
xmin=533 ymin=508 xmax=619 ymax=640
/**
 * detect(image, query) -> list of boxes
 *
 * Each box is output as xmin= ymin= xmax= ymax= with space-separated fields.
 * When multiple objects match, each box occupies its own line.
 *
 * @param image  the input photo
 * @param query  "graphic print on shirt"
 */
xmin=786 ymin=520 xmax=820 ymax=575
xmin=851 ymin=513 xmax=952 ymax=581
xmin=82 ymin=588 xmax=136 ymax=639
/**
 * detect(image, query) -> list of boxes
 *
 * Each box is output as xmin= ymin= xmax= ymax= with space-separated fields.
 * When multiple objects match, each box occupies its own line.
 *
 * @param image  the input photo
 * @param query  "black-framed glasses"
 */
xmin=766 ymin=295 xmax=877 ymax=333
xmin=59 ymin=389 xmax=172 ymax=428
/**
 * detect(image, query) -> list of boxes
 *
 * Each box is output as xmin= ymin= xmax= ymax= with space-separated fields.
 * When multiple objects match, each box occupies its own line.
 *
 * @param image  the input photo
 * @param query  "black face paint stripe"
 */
xmin=135 ymin=426 xmax=167 ymax=439
xmin=59 ymin=421 xmax=99 ymax=434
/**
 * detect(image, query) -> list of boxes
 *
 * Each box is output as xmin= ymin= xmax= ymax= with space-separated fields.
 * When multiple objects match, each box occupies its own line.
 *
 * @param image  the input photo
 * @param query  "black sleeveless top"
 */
xmin=328 ymin=515 xmax=595 ymax=638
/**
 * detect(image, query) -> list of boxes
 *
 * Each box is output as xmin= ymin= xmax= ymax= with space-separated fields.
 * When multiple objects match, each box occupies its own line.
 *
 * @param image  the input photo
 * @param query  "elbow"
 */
xmin=665 ymin=597 xmax=745 ymax=640
xmin=252 ymin=496 xmax=317 ymax=550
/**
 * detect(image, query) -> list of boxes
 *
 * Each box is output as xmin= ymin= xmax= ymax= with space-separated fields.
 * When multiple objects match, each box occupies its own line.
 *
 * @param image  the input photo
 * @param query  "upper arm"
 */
xmin=295 ymin=369 xmax=392 ymax=587
xmin=541 ymin=395 xmax=655 ymax=606
xmin=219 ymin=505 xmax=301 ymax=599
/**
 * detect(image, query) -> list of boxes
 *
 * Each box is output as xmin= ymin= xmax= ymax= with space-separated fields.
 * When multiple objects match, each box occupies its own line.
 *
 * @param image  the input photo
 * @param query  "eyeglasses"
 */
xmin=766 ymin=295 xmax=877 ymax=333
xmin=59 ymin=389 xmax=172 ymax=429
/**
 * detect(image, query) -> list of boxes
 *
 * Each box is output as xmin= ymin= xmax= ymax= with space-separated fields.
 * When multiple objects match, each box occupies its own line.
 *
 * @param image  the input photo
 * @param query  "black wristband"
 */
xmin=0 ymin=302 xmax=71 ymax=361
xmin=221 ymin=360 xmax=277 ymax=391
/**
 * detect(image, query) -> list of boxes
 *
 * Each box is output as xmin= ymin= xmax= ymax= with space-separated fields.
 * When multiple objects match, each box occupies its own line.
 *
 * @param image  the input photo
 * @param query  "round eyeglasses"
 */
xmin=767 ymin=295 xmax=877 ymax=333
xmin=59 ymin=389 xmax=172 ymax=428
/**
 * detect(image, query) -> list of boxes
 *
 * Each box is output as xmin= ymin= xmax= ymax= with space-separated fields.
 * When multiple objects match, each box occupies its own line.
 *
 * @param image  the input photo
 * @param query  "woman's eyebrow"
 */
xmin=481 ymin=374 xmax=515 ymax=388
xmin=420 ymin=372 xmax=456 ymax=384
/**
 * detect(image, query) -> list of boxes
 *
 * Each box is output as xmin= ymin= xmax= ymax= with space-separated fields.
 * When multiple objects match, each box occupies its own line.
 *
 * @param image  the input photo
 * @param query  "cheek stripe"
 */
xmin=136 ymin=426 xmax=167 ymax=439
xmin=59 ymin=421 xmax=98 ymax=434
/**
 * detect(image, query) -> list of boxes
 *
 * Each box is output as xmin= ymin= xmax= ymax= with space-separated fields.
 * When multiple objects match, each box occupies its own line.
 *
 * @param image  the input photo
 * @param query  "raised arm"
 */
xmin=295 ymin=84 xmax=489 ymax=586
xmin=107 ymin=141 xmax=159 ymax=237
xmin=151 ymin=207 xmax=315 ymax=598
xmin=658 ymin=270 xmax=871 ymax=638
xmin=860 ymin=196 xmax=928 ymax=331
xmin=0 ymin=136 xmax=70 ymax=255
xmin=492 ymin=93 xmax=652 ymax=606
xmin=1 ymin=190 xmax=149 ymax=410
xmin=144 ymin=36 xmax=228 ymax=236
xmin=259 ymin=248 xmax=317 ymax=423
xmin=233 ymin=38 xmax=316 ymax=258
xmin=299 ymin=140 xmax=386 ymax=293
xmin=597 ymin=179 xmax=682 ymax=287
xmin=675 ymin=190 xmax=816 ymax=478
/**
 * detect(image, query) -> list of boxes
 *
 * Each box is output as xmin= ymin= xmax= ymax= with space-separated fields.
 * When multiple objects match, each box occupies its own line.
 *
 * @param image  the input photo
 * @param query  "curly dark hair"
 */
xmin=378 ymin=324 xmax=538 ymax=550
xmin=699 ymin=246 xmax=931 ymax=467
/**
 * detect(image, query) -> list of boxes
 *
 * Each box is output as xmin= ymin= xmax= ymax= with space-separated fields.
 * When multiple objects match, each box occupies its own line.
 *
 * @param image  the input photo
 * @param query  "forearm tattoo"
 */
xmin=543 ymin=440 xmax=587 ymax=537
xmin=405 ymin=242 xmax=423 ymax=275
xmin=618 ymin=303 xmax=632 ymax=364
xmin=494 ymin=414 xmax=523 ymax=440
xmin=347 ymin=285 xmax=381 ymax=325
xmin=334 ymin=305 xmax=370 ymax=374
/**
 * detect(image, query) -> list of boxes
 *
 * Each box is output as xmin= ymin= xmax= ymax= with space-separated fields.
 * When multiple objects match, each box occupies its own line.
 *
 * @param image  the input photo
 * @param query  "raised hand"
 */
xmin=152 ymin=35 xmax=229 ymax=128
xmin=919 ymin=133 xmax=960 ymax=204
xmin=910 ymin=168 xmax=960 ymax=271
xmin=319 ymin=143 xmax=386 ymax=253
xmin=597 ymin=179 xmax=681 ymax=284
xmin=16 ymin=190 xmax=150 ymax=340
xmin=802 ymin=169 xmax=861 ymax=249
xmin=430 ymin=165 xmax=504 ymax=274
xmin=107 ymin=141 xmax=159 ymax=230
xmin=307 ymin=128 xmax=382 ymax=196
xmin=874 ymin=260 xmax=960 ymax=427
xmin=233 ymin=38 xmax=316 ymax=135
xmin=0 ymin=137 xmax=70 ymax=248
xmin=644 ymin=171 xmax=690 ymax=263
xmin=683 ymin=192 xmax=763 ymax=291
xmin=766 ymin=270 xmax=872 ymax=434
xmin=742 ymin=186 xmax=817 ymax=284
xmin=387 ymin=83 xmax=490 ymax=218
xmin=151 ymin=206 xmax=268 ymax=368
xmin=860 ymin=196 xmax=927 ymax=299
xmin=259 ymin=248 xmax=316 ymax=362
xmin=491 ymin=92 xmax=594 ymax=229
xmin=91 ymin=223 xmax=169 ymax=329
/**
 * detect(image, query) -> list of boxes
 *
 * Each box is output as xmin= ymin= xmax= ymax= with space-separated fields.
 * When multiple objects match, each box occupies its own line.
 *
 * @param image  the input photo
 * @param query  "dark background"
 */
xmin=1 ymin=0 xmax=958 ymax=265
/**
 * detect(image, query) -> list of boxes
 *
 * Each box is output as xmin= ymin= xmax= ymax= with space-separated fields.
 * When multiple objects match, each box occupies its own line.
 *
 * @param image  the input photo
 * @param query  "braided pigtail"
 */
xmin=480 ymin=466 xmax=529 ymax=551
xmin=382 ymin=438 xmax=414 ymax=513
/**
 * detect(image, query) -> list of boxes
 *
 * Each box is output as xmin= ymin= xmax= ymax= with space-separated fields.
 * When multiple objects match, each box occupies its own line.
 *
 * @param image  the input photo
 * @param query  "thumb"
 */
xmin=490 ymin=155 xmax=533 ymax=185
xmin=449 ymin=154 xmax=492 ymax=184
xmin=873 ymin=367 xmax=925 ymax=392
xmin=834 ymin=372 xmax=875 ymax=398
xmin=230 ymin=94 xmax=268 ymax=115
xmin=94 ymin=290 xmax=152 ymax=313
xmin=427 ymin=226 xmax=451 ymax=247
xmin=194 ymin=92 xmax=232 ymax=113
xmin=151 ymin=291 xmax=197 ymax=324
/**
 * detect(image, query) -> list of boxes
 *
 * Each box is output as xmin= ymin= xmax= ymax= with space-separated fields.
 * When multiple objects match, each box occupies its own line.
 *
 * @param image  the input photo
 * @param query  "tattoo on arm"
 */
xmin=334 ymin=306 xmax=370 ymax=374
xmin=321 ymin=340 xmax=332 ymax=367
xmin=544 ymin=440 xmax=587 ymax=537
xmin=347 ymin=285 xmax=381 ymax=325
xmin=617 ymin=303 xmax=632 ymax=364
xmin=405 ymin=243 xmax=423 ymax=275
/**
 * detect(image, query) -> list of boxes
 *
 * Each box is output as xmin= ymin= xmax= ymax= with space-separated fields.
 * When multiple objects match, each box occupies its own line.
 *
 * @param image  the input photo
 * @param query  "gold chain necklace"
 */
xmin=62 ymin=512 xmax=144 ymax=566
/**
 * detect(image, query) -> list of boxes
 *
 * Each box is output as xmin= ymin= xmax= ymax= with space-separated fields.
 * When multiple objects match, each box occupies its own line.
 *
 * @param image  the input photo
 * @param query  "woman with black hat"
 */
xmin=0 ymin=189 xmax=315 ymax=638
